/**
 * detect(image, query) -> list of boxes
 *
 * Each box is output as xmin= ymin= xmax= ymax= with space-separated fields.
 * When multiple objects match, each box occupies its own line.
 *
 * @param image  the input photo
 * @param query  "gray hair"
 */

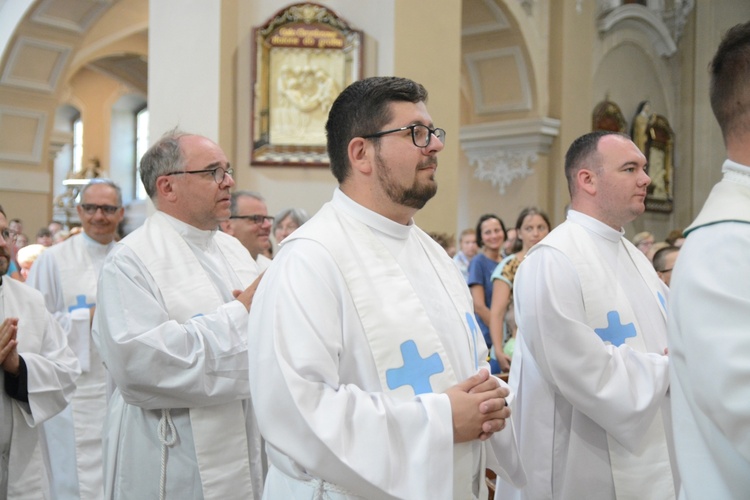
xmin=80 ymin=178 xmax=123 ymax=206
xmin=230 ymin=191 xmax=265 ymax=216
xmin=139 ymin=128 xmax=189 ymax=200
xmin=273 ymin=207 xmax=309 ymax=233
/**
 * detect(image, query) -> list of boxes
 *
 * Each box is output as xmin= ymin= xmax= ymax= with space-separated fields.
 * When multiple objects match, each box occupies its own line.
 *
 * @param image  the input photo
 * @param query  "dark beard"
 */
xmin=376 ymin=152 xmax=437 ymax=209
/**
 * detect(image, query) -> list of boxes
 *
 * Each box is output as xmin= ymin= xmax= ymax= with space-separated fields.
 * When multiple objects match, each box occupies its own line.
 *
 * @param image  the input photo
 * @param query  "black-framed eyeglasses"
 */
xmin=163 ymin=166 xmax=233 ymax=184
xmin=361 ymin=124 xmax=446 ymax=148
xmin=1 ymin=228 xmax=17 ymax=241
xmin=79 ymin=204 xmax=121 ymax=215
xmin=229 ymin=215 xmax=275 ymax=225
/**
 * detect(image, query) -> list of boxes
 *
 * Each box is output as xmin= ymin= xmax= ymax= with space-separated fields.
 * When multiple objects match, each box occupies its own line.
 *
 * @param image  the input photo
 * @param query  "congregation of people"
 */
xmin=2 ymin=20 xmax=750 ymax=500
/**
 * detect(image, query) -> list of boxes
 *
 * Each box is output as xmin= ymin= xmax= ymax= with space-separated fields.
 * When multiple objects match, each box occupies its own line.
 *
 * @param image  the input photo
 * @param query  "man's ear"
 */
xmin=155 ymin=176 xmax=178 ymax=202
xmin=577 ymin=168 xmax=597 ymax=196
xmin=348 ymin=137 xmax=373 ymax=176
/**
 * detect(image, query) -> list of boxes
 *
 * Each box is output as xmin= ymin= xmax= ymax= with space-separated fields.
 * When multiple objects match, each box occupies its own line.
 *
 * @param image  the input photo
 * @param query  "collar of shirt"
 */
xmin=567 ymin=209 xmax=625 ymax=244
xmin=155 ymin=211 xmax=216 ymax=251
xmin=332 ymin=188 xmax=413 ymax=242
xmin=722 ymin=159 xmax=750 ymax=188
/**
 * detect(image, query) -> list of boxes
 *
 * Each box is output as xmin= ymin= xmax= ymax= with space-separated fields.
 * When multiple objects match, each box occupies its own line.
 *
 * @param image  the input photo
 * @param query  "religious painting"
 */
xmin=643 ymin=114 xmax=675 ymax=213
xmin=592 ymin=99 xmax=627 ymax=133
xmin=251 ymin=3 xmax=363 ymax=166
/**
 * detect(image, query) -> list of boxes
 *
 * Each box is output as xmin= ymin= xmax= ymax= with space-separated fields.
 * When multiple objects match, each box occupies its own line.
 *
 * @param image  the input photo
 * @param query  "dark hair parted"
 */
xmin=709 ymin=21 xmax=750 ymax=140
xmin=475 ymin=214 xmax=506 ymax=248
xmin=564 ymin=130 xmax=629 ymax=196
xmin=325 ymin=76 xmax=428 ymax=184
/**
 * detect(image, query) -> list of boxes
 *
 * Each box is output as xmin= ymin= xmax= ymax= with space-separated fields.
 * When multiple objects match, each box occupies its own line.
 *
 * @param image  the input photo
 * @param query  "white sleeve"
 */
xmin=671 ymin=223 xmax=750 ymax=461
xmin=20 ymin=309 xmax=81 ymax=427
xmin=93 ymin=244 xmax=251 ymax=410
xmin=248 ymin=239 xmax=455 ymax=500
xmin=514 ymin=246 xmax=670 ymax=448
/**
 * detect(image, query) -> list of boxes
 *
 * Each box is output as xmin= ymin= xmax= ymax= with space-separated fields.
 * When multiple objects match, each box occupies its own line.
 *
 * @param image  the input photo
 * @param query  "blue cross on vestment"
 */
xmin=657 ymin=291 xmax=666 ymax=312
xmin=385 ymin=340 xmax=445 ymax=395
xmin=68 ymin=294 xmax=94 ymax=312
xmin=594 ymin=311 xmax=637 ymax=347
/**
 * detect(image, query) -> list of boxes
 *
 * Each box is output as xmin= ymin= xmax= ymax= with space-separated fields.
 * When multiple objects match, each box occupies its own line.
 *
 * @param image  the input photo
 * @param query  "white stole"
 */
xmin=2 ymin=279 xmax=48 ymax=498
xmin=286 ymin=202 xmax=482 ymax=498
xmin=123 ymin=212 xmax=257 ymax=499
xmin=686 ymin=162 xmax=750 ymax=234
xmin=55 ymin=235 xmax=99 ymax=372
xmin=541 ymin=222 xmax=674 ymax=499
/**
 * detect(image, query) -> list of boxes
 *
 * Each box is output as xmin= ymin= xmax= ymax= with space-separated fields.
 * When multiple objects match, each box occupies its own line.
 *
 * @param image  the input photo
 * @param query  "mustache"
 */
xmin=418 ymin=159 xmax=438 ymax=170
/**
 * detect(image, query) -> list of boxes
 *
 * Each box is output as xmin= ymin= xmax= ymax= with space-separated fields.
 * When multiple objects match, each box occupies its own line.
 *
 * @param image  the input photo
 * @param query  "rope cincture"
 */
xmin=158 ymin=408 xmax=177 ymax=500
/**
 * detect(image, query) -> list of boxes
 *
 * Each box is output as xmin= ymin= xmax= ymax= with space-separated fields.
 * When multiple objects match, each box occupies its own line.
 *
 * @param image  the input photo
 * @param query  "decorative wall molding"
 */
xmin=31 ymin=0 xmax=112 ymax=33
xmin=0 ymin=36 xmax=71 ymax=92
xmin=0 ymin=106 xmax=48 ymax=163
xmin=462 ymin=0 xmax=511 ymax=36
xmin=460 ymin=117 xmax=560 ymax=194
xmin=464 ymin=46 xmax=532 ymax=114
xmin=597 ymin=5 xmax=676 ymax=57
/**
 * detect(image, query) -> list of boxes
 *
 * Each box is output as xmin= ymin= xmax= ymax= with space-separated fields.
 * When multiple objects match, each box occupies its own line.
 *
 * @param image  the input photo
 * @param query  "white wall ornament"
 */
xmin=460 ymin=117 xmax=560 ymax=195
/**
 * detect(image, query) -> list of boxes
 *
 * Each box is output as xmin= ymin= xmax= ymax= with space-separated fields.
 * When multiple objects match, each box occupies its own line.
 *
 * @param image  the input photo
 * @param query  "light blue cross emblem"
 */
xmin=68 ymin=294 xmax=94 ymax=312
xmin=386 ymin=340 xmax=444 ymax=395
xmin=657 ymin=291 xmax=666 ymax=312
xmin=594 ymin=311 xmax=637 ymax=347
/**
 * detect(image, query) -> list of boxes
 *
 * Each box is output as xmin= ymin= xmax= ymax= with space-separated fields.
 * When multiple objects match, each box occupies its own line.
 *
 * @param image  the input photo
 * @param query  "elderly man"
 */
xmin=27 ymin=178 xmax=124 ymax=499
xmin=249 ymin=76 xmax=524 ymax=500
xmin=220 ymin=191 xmax=273 ymax=271
xmin=1 ymin=204 xmax=80 ymax=498
xmin=497 ymin=131 xmax=677 ymax=499
xmin=669 ymin=21 xmax=750 ymax=499
xmin=93 ymin=130 xmax=264 ymax=499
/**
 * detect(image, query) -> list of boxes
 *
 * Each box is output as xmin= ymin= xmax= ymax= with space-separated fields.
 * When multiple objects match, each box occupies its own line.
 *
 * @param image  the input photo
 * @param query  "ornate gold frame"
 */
xmin=250 ymin=3 xmax=363 ymax=167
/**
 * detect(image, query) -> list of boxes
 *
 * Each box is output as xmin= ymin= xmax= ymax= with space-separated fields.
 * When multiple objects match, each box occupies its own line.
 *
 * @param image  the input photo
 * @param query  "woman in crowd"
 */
xmin=467 ymin=214 xmax=507 ymax=372
xmin=273 ymin=207 xmax=309 ymax=245
xmin=489 ymin=207 xmax=551 ymax=362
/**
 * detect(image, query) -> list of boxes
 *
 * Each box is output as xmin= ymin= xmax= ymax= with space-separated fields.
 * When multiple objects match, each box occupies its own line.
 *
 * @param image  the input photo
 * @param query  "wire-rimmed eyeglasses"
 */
xmin=229 ymin=215 xmax=275 ymax=225
xmin=361 ymin=124 xmax=446 ymax=148
xmin=163 ymin=166 xmax=233 ymax=184
xmin=1 ymin=228 xmax=17 ymax=242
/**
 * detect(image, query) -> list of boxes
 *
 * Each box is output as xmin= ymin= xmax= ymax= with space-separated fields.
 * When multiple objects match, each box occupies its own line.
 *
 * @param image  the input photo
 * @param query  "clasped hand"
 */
xmin=446 ymin=369 xmax=510 ymax=443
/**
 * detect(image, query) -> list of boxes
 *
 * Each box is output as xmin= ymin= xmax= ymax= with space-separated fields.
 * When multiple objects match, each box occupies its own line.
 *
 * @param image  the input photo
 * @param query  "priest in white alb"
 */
xmin=495 ymin=131 xmax=679 ymax=499
xmin=1 ymin=204 xmax=81 ymax=498
xmin=27 ymin=179 xmax=124 ymax=499
xmin=93 ymin=130 xmax=264 ymax=499
xmin=248 ymin=77 xmax=526 ymax=500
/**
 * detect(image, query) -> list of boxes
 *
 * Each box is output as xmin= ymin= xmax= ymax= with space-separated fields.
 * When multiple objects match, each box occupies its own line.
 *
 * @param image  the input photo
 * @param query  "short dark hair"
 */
xmin=325 ymin=76 xmax=428 ymax=184
xmin=710 ymin=21 xmax=750 ymax=140
xmin=564 ymin=131 xmax=628 ymax=196
xmin=653 ymin=245 xmax=680 ymax=273
xmin=475 ymin=214 xmax=506 ymax=248
xmin=0 ymin=204 xmax=5 ymax=218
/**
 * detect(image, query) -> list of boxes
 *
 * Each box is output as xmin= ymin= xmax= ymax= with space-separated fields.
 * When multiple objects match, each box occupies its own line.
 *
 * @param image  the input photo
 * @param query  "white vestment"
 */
xmin=0 ymin=277 xmax=80 ymax=499
xmin=93 ymin=212 xmax=263 ymax=500
xmin=255 ymin=253 xmax=272 ymax=272
xmin=248 ymin=189 xmax=525 ymax=500
xmin=669 ymin=159 xmax=750 ymax=499
xmin=496 ymin=210 xmax=676 ymax=500
xmin=26 ymin=232 xmax=113 ymax=499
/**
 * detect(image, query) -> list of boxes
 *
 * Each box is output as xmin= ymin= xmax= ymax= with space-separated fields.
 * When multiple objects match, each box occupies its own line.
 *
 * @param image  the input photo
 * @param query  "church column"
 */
xmin=148 ymin=0 xmax=238 ymax=151
xmin=393 ymin=0 xmax=462 ymax=234
xmin=547 ymin=0 xmax=597 ymax=222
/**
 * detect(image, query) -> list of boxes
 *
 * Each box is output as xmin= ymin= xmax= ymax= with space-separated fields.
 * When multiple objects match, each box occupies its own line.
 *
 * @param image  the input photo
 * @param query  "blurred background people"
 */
xmin=631 ymin=230 xmax=654 ymax=255
xmin=273 ymin=207 xmax=308 ymax=246
xmin=453 ymin=227 xmax=478 ymax=282
xmin=652 ymin=245 xmax=680 ymax=286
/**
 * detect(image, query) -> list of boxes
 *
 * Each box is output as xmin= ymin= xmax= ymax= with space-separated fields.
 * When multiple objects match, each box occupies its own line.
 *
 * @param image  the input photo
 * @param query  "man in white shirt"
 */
xmin=27 ymin=178 xmax=123 ymax=499
xmin=1 ymin=204 xmax=80 ymax=498
xmin=220 ymin=191 xmax=273 ymax=271
xmin=669 ymin=21 xmax=750 ymax=499
xmin=497 ymin=131 xmax=677 ymax=499
xmin=248 ymin=76 xmax=525 ymax=500
xmin=93 ymin=130 xmax=264 ymax=499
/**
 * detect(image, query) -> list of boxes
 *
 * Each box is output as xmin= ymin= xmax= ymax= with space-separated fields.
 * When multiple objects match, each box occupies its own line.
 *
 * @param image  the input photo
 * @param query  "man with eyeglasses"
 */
xmin=248 ymin=76 xmax=525 ymax=499
xmin=0 ymin=203 xmax=80 ymax=498
xmin=26 ymin=178 xmax=124 ymax=499
xmin=220 ymin=191 xmax=274 ymax=271
xmin=652 ymin=245 xmax=679 ymax=287
xmin=93 ymin=130 xmax=264 ymax=499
